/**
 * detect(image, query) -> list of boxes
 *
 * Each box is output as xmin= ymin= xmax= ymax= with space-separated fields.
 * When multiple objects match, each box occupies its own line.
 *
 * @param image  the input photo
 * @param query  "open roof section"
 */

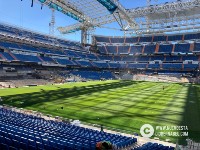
xmin=36 ymin=0 xmax=200 ymax=36
xmin=65 ymin=0 xmax=112 ymax=19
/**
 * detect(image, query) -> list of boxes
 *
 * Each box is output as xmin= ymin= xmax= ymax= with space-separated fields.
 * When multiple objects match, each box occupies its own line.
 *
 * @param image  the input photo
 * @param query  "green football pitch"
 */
xmin=0 ymin=80 xmax=199 ymax=144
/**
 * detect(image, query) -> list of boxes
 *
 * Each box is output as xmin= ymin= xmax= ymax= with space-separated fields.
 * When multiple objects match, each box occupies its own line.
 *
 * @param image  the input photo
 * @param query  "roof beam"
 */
xmin=128 ymin=0 xmax=200 ymax=18
xmin=37 ymin=0 xmax=92 ymax=22
xmin=95 ymin=0 xmax=138 ymax=29
xmin=109 ymin=0 xmax=138 ymax=29
xmin=57 ymin=13 xmax=117 ymax=34
xmin=57 ymin=0 xmax=200 ymax=35
xmin=58 ymin=0 xmax=139 ymax=34
xmin=96 ymin=0 xmax=117 ymax=12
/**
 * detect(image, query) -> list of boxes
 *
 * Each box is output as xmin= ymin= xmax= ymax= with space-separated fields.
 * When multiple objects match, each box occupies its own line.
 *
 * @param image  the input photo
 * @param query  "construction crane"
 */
xmin=146 ymin=0 xmax=152 ymax=33
xmin=49 ymin=9 xmax=55 ymax=36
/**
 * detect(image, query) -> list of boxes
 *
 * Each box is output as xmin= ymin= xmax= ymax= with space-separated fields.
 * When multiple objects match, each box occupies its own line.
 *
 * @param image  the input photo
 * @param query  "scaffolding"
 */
xmin=49 ymin=9 xmax=55 ymax=36
xmin=34 ymin=0 xmax=200 ymax=43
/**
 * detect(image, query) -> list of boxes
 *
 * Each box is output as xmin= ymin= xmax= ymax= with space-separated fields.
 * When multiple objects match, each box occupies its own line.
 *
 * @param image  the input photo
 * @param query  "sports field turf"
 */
xmin=0 ymin=80 xmax=199 ymax=144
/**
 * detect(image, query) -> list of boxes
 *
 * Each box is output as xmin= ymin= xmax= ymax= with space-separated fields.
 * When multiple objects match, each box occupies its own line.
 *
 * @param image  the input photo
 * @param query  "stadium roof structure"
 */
xmin=37 ymin=0 xmax=138 ymax=33
xmin=36 ymin=0 xmax=200 ymax=42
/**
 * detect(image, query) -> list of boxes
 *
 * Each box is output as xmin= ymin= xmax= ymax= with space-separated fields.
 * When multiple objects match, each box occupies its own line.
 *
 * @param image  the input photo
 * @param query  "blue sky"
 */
xmin=0 ymin=0 xmax=176 ymax=42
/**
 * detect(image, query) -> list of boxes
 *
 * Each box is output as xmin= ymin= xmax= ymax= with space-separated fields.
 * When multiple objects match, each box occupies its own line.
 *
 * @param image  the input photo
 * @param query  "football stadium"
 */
xmin=0 ymin=0 xmax=200 ymax=149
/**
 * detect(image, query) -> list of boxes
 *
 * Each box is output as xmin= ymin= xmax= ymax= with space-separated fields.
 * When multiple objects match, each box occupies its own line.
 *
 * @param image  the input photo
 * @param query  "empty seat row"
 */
xmin=0 ymin=23 xmax=83 ymax=49
xmin=71 ymin=71 xmax=115 ymax=80
xmin=95 ymin=33 xmax=200 ymax=43
xmin=0 ymin=107 xmax=136 ymax=149
xmin=98 ymin=43 xmax=199 ymax=54
xmin=132 ymin=142 xmax=174 ymax=150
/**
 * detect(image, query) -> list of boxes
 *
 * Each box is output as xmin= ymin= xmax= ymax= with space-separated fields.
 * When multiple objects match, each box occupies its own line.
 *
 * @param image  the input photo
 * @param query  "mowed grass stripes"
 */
xmin=0 ymin=80 xmax=199 ymax=143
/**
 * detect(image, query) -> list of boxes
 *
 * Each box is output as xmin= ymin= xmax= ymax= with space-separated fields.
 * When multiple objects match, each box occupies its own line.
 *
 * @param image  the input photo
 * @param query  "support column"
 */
xmin=81 ymin=29 xmax=88 ymax=45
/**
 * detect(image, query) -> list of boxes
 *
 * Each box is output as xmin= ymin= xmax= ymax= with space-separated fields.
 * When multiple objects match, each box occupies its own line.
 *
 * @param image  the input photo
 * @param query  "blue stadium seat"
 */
xmin=98 ymin=46 xmax=107 ymax=54
xmin=71 ymin=70 xmax=115 ymax=80
xmin=144 ymin=44 xmax=156 ymax=54
xmin=165 ymin=56 xmax=181 ymax=62
xmin=184 ymin=33 xmax=197 ymax=40
xmin=118 ymin=46 xmax=129 ymax=54
xmin=109 ymin=63 xmax=121 ymax=69
xmin=55 ymin=58 xmax=76 ymax=66
xmin=122 ymin=56 xmax=135 ymax=61
xmin=136 ymin=56 xmax=149 ymax=62
xmin=184 ymin=64 xmax=199 ymax=70
xmin=130 ymin=45 xmax=143 ymax=54
xmin=95 ymin=36 xmax=110 ymax=43
xmin=148 ymin=63 xmax=160 ymax=69
xmin=113 ymin=56 xmax=122 ymax=61
xmin=14 ymin=53 xmax=41 ymax=63
xmin=92 ymin=62 xmax=109 ymax=68
xmin=110 ymin=37 xmax=124 ymax=43
xmin=0 ymin=52 xmax=14 ymax=61
xmin=87 ymin=54 xmax=98 ymax=60
xmin=132 ymin=142 xmax=174 ymax=150
xmin=125 ymin=37 xmax=138 ymax=43
xmin=182 ymin=55 xmax=198 ymax=61
xmin=151 ymin=56 xmax=164 ymax=61
xmin=158 ymin=44 xmax=173 ymax=53
xmin=128 ymin=63 xmax=147 ymax=69
xmin=153 ymin=35 xmax=166 ymax=42
xmin=139 ymin=36 xmax=152 ymax=42
xmin=162 ymin=63 xmax=182 ymax=69
xmin=194 ymin=42 xmax=200 ymax=52
xmin=106 ymin=46 xmax=117 ymax=54
xmin=64 ymin=50 xmax=79 ymax=57
xmin=174 ymin=43 xmax=190 ymax=53
xmin=77 ymin=61 xmax=93 ymax=67
xmin=98 ymin=55 xmax=113 ymax=61
xmin=168 ymin=35 xmax=182 ymax=41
